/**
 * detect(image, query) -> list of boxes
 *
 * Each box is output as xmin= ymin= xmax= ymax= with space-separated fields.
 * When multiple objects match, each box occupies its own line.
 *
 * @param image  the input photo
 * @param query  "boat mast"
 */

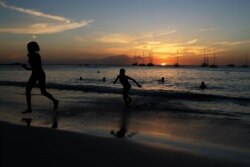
xmin=213 ymin=50 xmax=216 ymax=65
xmin=246 ymin=50 xmax=248 ymax=66
xmin=176 ymin=50 xmax=179 ymax=64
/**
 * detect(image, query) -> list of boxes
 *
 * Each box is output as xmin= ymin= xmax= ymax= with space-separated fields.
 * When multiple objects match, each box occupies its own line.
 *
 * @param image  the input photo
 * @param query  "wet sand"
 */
xmin=0 ymin=86 xmax=250 ymax=167
xmin=0 ymin=121 xmax=241 ymax=167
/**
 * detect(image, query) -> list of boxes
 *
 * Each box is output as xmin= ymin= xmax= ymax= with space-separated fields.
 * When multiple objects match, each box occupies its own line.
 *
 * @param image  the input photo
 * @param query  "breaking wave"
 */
xmin=0 ymin=80 xmax=249 ymax=103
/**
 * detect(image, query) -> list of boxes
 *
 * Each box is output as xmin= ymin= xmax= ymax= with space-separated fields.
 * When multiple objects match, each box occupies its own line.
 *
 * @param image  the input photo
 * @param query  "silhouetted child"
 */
xmin=22 ymin=41 xmax=59 ymax=114
xmin=114 ymin=69 xmax=141 ymax=105
xmin=200 ymin=81 xmax=207 ymax=90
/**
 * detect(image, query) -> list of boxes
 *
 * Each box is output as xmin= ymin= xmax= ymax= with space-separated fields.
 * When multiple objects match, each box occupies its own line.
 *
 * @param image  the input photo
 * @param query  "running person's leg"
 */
xmin=23 ymin=74 xmax=37 ymax=113
xmin=123 ymin=85 xmax=131 ymax=105
xmin=38 ymin=71 xmax=59 ymax=110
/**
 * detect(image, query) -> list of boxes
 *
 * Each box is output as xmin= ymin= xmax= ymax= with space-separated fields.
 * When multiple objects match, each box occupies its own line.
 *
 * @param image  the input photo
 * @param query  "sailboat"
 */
xmin=132 ymin=52 xmax=138 ymax=66
xmin=147 ymin=50 xmax=154 ymax=66
xmin=201 ymin=49 xmax=209 ymax=67
xmin=227 ymin=64 xmax=235 ymax=67
xmin=174 ymin=50 xmax=180 ymax=67
xmin=242 ymin=51 xmax=248 ymax=68
xmin=139 ymin=51 xmax=145 ymax=66
xmin=132 ymin=56 xmax=138 ymax=66
xmin=209 ymin=51 xmax=218 ymax=68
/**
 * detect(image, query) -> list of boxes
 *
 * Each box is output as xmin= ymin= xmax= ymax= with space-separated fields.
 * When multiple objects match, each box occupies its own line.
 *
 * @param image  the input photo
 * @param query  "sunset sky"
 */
xmin=0 ymin=0 xmax=250 ymax=65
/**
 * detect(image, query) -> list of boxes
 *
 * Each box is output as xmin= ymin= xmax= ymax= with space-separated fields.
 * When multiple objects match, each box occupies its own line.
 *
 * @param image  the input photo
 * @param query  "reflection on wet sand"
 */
xmin=21 ymin=118 xmax=32 ymax=126
xmin=111 ymin=109 xmax=137 ymax=139
xmin=21 ymin=111 xmax=59 ymax=129
xmin=51 ymin=111 xmax=58 ymax=129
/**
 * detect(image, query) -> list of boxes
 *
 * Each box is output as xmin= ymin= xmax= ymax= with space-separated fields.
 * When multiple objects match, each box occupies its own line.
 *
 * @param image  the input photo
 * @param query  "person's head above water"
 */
xmin=120 ymin=68 xmax=125 ymax=75
xmin=27 ymin=41 xmax=40 ymax=53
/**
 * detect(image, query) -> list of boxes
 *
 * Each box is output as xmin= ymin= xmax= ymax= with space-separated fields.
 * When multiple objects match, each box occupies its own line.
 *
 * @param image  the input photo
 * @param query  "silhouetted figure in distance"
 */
xmin=114 ymin=69 xmax=141 ymax=106
xmin=200 ymin=81 xmax=207 ymax=90
xmin=158 ymin=77 xmax=165 ymax=83
xmin=22 ymin=41 xmax=59 ymax=114
xmin=103 ymin=77 xmax=106 ymax=82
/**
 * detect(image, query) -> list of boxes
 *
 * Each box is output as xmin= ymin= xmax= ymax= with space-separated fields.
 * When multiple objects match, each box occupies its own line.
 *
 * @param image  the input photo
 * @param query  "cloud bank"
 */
xmin=0 ymin=1 xmax=93 ymax=34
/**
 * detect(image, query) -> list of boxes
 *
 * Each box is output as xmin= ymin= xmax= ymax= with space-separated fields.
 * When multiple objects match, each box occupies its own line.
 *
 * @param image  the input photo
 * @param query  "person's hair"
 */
xmin=120 ymin=68 xmax=125 ymax=74
xmin=27 ymin=41 xmax=40 ymax=52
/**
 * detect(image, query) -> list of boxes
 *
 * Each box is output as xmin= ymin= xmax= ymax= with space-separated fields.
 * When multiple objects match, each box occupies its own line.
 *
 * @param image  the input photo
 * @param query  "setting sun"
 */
xmin=161 ymin=63 xmax=166 ymax=66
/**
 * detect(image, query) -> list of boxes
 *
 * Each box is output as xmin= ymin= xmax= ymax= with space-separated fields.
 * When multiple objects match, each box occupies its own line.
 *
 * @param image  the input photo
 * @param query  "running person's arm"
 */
xmin=113 ymin=75 xmax=119 ymax=84
xmin=128 ymin=76 xmax=142 ymax=88
xmin=22 ymin=64 xmax=32 ymax=70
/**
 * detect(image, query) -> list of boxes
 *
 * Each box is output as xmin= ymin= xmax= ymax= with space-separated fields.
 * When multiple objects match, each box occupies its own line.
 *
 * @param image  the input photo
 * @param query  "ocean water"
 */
xmin=1 ymin=65 xmax=250 ymax=161
xmin=0 ymin=65 xmax=250 ymax=120
xmin=1 ymin=64 xmax=250 ymax=96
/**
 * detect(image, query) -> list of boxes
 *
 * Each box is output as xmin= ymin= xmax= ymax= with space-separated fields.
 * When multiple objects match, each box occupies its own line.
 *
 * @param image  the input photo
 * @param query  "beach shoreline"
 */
xmin=1 ymin=120 xmax=246 ymax=167
xmin=0 ymin=85 xmax=250 ymax=167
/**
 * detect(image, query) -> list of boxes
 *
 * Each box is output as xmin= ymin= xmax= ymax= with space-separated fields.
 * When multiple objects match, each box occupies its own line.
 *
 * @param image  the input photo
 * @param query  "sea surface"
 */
xmin=0 ymin=64 xmax=249 ymax=116
xmin=0 ymin=63 xmax=250 ymax=123
xmin=1 ymin=65 xmax=250 ymax=162
xmin=1 ymin=65 xmax=250 ymax=96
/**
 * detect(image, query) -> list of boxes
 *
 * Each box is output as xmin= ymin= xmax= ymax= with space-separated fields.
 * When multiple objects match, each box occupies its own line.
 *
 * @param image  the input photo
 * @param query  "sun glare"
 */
xmin=161 ymin=63 xmax=166 ymax=66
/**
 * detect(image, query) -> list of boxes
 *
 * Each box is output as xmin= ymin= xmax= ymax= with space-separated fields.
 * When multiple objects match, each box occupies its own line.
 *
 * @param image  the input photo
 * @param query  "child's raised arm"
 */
xmin=128 ymin=76 xmax=142 ymax=88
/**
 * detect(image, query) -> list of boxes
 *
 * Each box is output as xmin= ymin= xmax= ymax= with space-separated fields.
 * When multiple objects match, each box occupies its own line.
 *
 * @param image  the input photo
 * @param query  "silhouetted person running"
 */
xmin=114 ymin=69 xmax=141 ymax=106
xmin=22 ymin=41 xmax=59 ymax=114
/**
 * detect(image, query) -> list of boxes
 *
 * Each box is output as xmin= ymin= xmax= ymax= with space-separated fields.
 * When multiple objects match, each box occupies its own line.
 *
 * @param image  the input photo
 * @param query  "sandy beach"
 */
xmin=0 ymin=86 xmax=250 ymax=167
xmin=1 ymin=120 xmax=243 ymax=167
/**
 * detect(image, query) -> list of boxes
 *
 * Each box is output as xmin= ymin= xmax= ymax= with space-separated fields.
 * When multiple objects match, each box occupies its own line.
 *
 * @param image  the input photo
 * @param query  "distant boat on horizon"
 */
xmin=242 ymin=51 xmax=248 ymax=68
xmin=174 ymin=50 xmax=180 ymax=67
xmin=132 ymin=52 xmax=138 ymax=66
xmin=132 ymin=57 xmax=138 ymax=66
xmin=174 ymin=62 xmax=179 ymax=67
xmin=201 ymin=62 xmax=209 ymax=67
xmin=147 ymin=63 xmax=154 ymax=66
xmin=201 ymin=49 xmax=209 ymax=67
xmin=227 ymin=64 xmax=235 ymax=67
xmin=147 ymin=50 xmax=154 ymax=67
xmin=209 ymin=64 xmax=218 ymax=68
xmin=139 ymin=63 xmax=146 ymax=66
xmin=139 ymin=52 xmax=145 ymax=66
xmin=209 ymin=51 xmax=218 ymax=68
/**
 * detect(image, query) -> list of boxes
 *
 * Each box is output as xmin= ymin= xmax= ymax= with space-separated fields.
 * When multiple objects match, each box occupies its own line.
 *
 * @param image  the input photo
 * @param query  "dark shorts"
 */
xmin=123 ymin=85 xmax=131 ymax=96
xmin=27 ymin=70 xmax=46 ymax=89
